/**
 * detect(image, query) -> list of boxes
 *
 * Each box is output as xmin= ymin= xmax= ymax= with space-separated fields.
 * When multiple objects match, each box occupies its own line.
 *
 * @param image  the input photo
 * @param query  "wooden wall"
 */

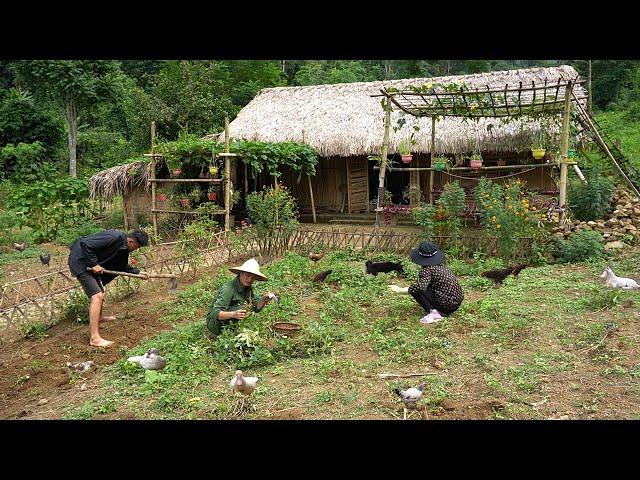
xmin=123 ymin=187 xmax=152 ymax=229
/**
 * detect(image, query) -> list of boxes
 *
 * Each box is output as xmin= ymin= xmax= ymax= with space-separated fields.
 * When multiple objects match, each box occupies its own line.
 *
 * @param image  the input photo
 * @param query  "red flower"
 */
xmin=131 ymin=258 xmax=138 ymax=265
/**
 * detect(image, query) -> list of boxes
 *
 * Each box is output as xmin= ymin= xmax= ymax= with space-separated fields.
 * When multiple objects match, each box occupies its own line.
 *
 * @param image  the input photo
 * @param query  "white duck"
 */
xmin=394 ymin=382 xmax=426 ymax=420
xmin=127 ymin=348 xmax=166 ymax=370
xmin=600 ymin=266 xmax=640 ymax=290
xmin=229 ymin=370 xmax=259 ymax=396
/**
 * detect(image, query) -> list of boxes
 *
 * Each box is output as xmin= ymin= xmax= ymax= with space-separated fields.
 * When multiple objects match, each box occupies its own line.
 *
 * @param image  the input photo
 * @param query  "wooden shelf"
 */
xmin=218 ymin=152 xmax=239 ymax=157
xmin=150 ymin=178 xmax=223 ymax=183
xmin=151 ymin=208 xmax=227 ymax=215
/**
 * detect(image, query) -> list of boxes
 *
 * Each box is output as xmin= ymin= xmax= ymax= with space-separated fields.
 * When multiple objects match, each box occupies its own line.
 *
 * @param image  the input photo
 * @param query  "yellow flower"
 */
xmin=496 ymin=224 xmax=502 ymax=229
xmin=491 ymin=215 xmax=496 ymax=222
xmin=531 ymin=206 xmax=537 ymax=211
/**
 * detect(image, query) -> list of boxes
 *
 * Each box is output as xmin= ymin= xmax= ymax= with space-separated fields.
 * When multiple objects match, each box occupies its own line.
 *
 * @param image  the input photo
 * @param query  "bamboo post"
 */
xmin=559 ymin=81 xmax=572 ymax=224
xmin=224 ymin=117 xmax=231 ymax=231
xmin=151 ymin=121 xmax=158 ymax=241
xmin=429 ymin=116 xmax=436 ymax=205
xmin=375 ymin=95 xmax=393 ymax=228
xmin=587 ymin=60 xmax=593 ymax=117
xmin=302 ymin=130 xmax=316 ymax=223
xmin=243 ymin=162 xmax=248 ymax=203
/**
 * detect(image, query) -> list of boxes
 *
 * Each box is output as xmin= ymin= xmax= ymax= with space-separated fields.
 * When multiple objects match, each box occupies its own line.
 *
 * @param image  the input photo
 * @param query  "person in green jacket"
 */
xmin=205 ymin=258 xmax=276 ymax=337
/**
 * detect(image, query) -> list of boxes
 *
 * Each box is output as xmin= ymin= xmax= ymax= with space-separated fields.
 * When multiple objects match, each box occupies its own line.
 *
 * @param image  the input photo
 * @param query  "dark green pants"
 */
xmin=205 ymin=312 xmax=238 ymax=337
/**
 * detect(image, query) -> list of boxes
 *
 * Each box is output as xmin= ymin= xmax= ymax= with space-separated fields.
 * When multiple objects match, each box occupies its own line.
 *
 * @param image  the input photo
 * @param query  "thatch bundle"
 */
xmin=89 ymin=161 xmax=151 ymax=201
xmin=205 ymin=65 xmax=586 ymax=157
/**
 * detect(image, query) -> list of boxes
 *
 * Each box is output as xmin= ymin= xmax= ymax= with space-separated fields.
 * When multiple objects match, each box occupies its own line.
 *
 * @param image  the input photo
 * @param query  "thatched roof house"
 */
xmin=90 ymin=161 xmax=152 ymax=229
xmin=204 ymin=65 xmax=586 ymax=216
xmin=206 ymin=65 xmax=586 ymax=157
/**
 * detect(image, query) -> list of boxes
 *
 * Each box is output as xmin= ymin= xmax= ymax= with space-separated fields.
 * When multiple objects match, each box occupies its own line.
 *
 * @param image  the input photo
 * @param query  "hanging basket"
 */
xmin=568 ymin=149 xmax=577 ymax=158
xmin=531 ymin=148 xmax=546 ymax=160
xmin=209 ymin=166 xmax=219 ymax=176
xmin=400 ymin=154 xmax=413 ymax=164
xmin=434 ymin=160 xmax=448 ymax=172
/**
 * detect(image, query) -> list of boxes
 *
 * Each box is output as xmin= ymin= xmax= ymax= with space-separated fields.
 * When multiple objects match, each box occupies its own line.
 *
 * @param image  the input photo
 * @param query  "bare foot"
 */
xmin=90 ymin=338 xmax=114 ymax=348
xmin=100 ymin=315 xmax=117 ymax=323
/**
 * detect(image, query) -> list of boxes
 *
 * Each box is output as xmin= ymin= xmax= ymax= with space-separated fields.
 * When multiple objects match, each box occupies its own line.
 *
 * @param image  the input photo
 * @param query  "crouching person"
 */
xmin=204 ymin=259 xmax=275 ymax=338
xmin=388 ymin=241 xmax=463 ymax=325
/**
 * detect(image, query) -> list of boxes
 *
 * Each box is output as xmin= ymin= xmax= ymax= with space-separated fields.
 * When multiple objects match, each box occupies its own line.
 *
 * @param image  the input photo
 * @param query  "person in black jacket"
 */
xmin=68 ymin=229 xmax=149 ymax=347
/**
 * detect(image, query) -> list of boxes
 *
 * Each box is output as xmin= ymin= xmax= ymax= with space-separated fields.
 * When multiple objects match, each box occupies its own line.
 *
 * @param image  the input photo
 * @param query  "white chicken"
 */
xmin=394 ymin=382 xmax=426 ymax=420
xmin=229 ymin=370 xmax=259 ymax=396
xmin=127 ymin=348 xmax=166 ymax=370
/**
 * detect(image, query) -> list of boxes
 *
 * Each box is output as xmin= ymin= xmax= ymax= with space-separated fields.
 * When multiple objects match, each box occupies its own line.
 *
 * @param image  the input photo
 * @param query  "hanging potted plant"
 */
xmin=470 ymin=153 xmax=483 ymax=170
xmin=433 ymin=156 xmax=449 ymax=172
xmin=497 ymin=158 xmax=507 ymax=166
xmin=398 ymin=140 xmax=413 ymax=164
xmin=180 ymin=197 xmax=191 ymax=208
xmin=531 ymin=126 xmax=546 ymax=160
xmin=455 ymin=155 xmax=465 ymax=167
xmin=209 ymin=164 xmax=219 ymax=177
xmin=168 ymin=158 xmax=182 ymax=178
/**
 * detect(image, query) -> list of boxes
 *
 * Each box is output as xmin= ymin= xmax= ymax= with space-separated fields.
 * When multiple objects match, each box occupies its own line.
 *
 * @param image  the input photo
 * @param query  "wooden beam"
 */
xmin=429 ymin=116 xmax=436 ymax=205
xmin=150 ymin=178 xmax=222 ymax=183
xmin=375 ymin=94 xmax=393 ymax=228
xmin=559 ymin=81 xmax=572 ymax=224
xmin=224 ymin=117 xmax=231 ymax=231
xmin=150 ymin=121 xmax=158 ymax=241
xmin=302 ymin=130 xmax=316 ymax=223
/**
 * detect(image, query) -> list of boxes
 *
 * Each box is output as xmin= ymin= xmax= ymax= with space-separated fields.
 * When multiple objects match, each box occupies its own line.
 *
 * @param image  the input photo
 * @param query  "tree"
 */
xmin=11 ymin=60 xmax=123 ymax=177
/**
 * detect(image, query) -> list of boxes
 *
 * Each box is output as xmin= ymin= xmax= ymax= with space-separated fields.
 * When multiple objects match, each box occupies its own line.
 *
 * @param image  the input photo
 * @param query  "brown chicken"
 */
xmin=312 ymin=269 xmax=333 ymax=282
xmin=308 ymin=251 xmax=325 ymax=262
xmin=480 ymin=267 xmax=515 ymax=286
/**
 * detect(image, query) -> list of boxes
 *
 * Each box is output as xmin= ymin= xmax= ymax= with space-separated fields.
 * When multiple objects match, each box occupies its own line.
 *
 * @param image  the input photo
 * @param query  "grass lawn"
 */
xmin=61 ymin=245 xmax=640 ymax=420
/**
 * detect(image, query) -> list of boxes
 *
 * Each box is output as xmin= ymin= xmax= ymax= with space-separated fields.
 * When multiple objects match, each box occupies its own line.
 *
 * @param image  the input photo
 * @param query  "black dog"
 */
xmin=365 ymin=260 xmax=404 ymax=276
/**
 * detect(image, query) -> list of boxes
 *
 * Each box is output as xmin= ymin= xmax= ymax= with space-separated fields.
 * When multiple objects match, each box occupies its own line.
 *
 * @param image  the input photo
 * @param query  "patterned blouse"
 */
xmin=408 ymin=264 xmax=464 ymax=312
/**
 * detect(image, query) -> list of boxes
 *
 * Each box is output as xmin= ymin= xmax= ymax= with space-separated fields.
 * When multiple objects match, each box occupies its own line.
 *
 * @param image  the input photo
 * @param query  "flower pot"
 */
xmin=434 ymin=161 xmax=447 ymax=172
xmin=180 ymin=198 xmax=190 ymax=208
xmin=157 ymin=193 xmax=167 ymax=202
xmin=208 ymin=191 xmax=218 ymax=202
xmin=400 ymin=154 xmax=413 ymax=164
xmin=171 ymin=168 xmax=182 ymax=177
xmin=531 ymin=148 xmax=546 ymax=160
xmin=568 ymin=149 xmax=577 ymax=158
xmin=455 ymin=158 xmax=465 ymax=167
xmin=209 ymin=166 xmax=219 ymax=176
xmin=470 ymin=159 xmax=483 ymax=170
xmin=497 ymin=159 xmax=506 ymax=166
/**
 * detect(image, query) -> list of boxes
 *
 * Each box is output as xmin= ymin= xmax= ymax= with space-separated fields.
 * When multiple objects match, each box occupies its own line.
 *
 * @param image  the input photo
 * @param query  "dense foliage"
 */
xmin=569 ymin=168 xmax=614 ymax=221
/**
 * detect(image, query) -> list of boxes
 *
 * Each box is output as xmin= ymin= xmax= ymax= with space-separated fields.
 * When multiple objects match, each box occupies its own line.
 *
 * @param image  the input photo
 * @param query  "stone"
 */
xmin=37 ymin=398 xmax=49 ymax=406
xmin=633 ymin=208 xmax=640 ymax=216
xmin=625 ymin=225 xmax=637 ymax=231
xmin=624 ymin=203 xmax=632 ymax=209
xmin=597 ymin=222 xmax=606 ymax=228
xmin=603 ymin=233 xmax=611 ymax=239
xmin=554 ymin=232 xmax=565 ymax=239
xmin=605 ymin=241 xmax=626 ymax=251
xmin=587 ymin=221 xmax=596 ymax=227
xmin=80 ymin=383 xmax=87 ymax=391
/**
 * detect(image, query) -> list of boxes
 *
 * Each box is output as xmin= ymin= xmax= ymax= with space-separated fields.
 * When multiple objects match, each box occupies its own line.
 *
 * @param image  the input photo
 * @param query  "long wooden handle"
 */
xmin=86 ymin=268 xmax=175 ymax=279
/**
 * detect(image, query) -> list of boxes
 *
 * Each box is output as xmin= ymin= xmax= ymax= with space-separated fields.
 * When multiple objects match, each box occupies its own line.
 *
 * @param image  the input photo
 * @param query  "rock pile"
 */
xmin=551 ymin=187 xmax=640 ymax=250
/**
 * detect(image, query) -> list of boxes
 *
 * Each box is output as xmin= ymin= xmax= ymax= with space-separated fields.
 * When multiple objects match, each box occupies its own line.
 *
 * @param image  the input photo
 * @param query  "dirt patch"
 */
xmin=0 ymin=269 xmax=206 ymax=420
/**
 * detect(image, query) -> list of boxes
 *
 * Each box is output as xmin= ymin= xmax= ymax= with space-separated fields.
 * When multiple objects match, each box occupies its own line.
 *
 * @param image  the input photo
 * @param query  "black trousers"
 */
xmin=410 ymin=288 xmax=452 ymax=315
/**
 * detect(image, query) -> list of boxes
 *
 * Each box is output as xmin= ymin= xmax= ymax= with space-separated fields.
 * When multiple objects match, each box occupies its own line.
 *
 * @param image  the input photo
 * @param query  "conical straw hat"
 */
xmin=229 ymin=258 xmax=268 ymax=281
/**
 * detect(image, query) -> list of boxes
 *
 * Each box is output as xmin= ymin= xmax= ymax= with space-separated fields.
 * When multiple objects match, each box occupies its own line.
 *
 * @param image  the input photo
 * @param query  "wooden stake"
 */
xmin=375 ymin=94 xmax=392 ymax=228
xmin=224 ymin=117 xmax=231 ymax=231
xmin=429 ymin=116 xmax=436 ymax=205
xmin=150 ymin=121 xmax=158 ymax=241
xmin=302 ymin=130 xmax=316 ymax=223
xmin=559 ymin=82 xmax=572 ymax=224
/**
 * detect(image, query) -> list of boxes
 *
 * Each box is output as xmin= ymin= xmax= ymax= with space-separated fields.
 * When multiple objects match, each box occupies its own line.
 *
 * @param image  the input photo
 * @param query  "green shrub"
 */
xmin=246 ymin=183 xmax=299 ymax=235
xmin=569 ymin=169 xmax=614 ymax=221
xmin=20 ymin=320 xmax=50 ymax=339
xmin=55 ymin=220 xmax=102 ymax=246
xmin=412 ymin=203 xmax=435 ymax=238
xmin=60 ymin=290 xmax=90 ymax=324
xmin=557 ymin=230 xmax=605 ymax=263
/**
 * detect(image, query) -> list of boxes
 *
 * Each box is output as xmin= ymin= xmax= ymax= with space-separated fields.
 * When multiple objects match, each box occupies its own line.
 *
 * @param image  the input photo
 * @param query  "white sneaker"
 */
xmin=419 ymin=314 xmax=442 ymax=325
xmin=429 ymin=309 xmax=443 ymax=320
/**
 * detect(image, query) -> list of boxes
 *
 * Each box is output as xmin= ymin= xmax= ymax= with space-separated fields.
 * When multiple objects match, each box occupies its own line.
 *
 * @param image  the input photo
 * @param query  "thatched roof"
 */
xmin=89 ymin=161 xmax=151 ymax=201
xmin=206 ymin=65 xmax=587 ymax=157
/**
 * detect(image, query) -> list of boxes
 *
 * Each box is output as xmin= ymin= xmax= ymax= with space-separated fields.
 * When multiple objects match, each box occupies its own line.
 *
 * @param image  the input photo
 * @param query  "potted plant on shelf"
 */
xmin=433 ymin=156 xmax=449 ymax=172
xmin=189 ymin=186 xmax=202 ymax=205
xmin=207 ymin=187 xmax=218 ymax=202
xmin=209 ymin=164 xmax=219 ymax=177
xmin=157 ymin=193 xmax=168 ymax=202
xmin=531 ymin=127 xmax=546 ymax=160
xmin=497 ymin=158 xmax=506 ymax=166
xmin=167 ymin=158 xmax=182 ymax=177
xmin=398 ymin=140 xmax=413 ymax=164
xmin=470 ymin=153 xmax=483 ymax=170
xmin=180 ymin=197 xmax=191 ymax=208
xmin=455 ymin=155 xmax=465 ymax=167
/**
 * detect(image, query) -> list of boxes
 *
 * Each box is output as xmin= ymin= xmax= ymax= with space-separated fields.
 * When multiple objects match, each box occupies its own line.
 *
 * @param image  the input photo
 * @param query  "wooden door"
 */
xmin=347 ymin=156 xmax=369 ymax=213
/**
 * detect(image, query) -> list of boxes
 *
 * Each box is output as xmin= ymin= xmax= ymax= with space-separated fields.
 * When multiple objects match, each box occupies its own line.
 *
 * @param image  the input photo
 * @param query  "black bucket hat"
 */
xmin=409 ymin=241 xmax=444 ymax=266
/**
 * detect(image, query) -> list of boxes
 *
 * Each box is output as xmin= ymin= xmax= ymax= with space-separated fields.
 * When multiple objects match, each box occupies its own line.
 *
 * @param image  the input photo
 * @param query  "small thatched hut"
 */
xmin=89 ymin=161 xmax=152 ymax=229
xmin=209 ymin=65 xmax=586 ymax=217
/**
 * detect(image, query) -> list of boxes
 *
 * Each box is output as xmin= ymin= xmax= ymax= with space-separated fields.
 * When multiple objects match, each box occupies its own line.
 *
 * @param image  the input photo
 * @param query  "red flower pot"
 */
xmin=157 ymin=193 xmax=167 ymax=202
xmin=171 ymin=169 xmax=182 ymax=177
xmin=401 ymin=154 xmax=413 ymax=164
xmin=180 ymin=198 xmax=190 ymax=208
xmin=470 ymin=159 xmax=483 ymax=170
xmin=208 ymin=191 xmax=218 ymax=201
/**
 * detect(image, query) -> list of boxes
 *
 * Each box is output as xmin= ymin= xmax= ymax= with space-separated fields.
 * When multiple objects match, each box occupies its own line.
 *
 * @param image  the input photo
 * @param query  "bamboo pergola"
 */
xmin=372 ymin=76 xmax=589 ymax=226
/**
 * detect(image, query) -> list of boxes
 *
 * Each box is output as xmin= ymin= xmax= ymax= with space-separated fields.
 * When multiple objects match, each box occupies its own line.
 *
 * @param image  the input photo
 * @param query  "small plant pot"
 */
xmin=400 ymin=154 xmax=413 ymax=164
xmin=434 ymin=161 xmax=448 ymax=172
xmin=209 ymin=166 xmax=219 ymax=176
xmin=208 ymin=191 xmax=218 ymax=201
xmin=455 ymin=158 xmax=465 ymax=167
xmin=568 ymin=149 xmax=577 ymax=158
xmin=157 ymin=193 xmax=168 ymax=202
xmin=180 ymin=198 xmax=191 ymax=208
xmin=531 ymin=148 xmax=546 ymax=160
xmin=497 ymin=159 xmax=506 ymax=166
xmin=470 ymin=159 xmax=483 ymax=170
xmin=171 ymin=169 xmax=182 ymax=177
